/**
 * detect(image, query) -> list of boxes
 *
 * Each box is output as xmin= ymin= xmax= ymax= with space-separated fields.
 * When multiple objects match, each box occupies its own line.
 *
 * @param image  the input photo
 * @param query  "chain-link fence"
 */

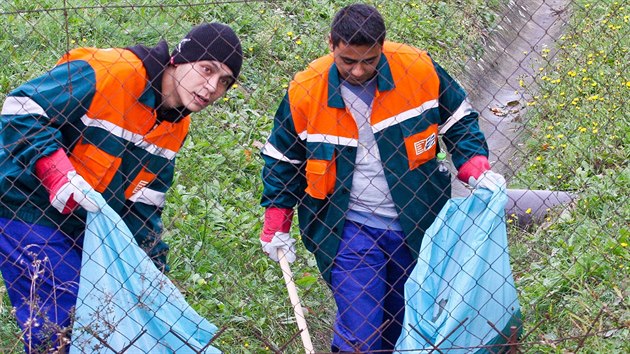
xmin=0 ymin=0 xmax=627 ymax=353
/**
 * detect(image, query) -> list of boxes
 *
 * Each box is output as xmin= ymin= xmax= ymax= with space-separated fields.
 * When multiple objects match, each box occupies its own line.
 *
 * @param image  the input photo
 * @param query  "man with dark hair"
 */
xmin=259 ymin=3 xmax=504 ymax=352
xmin=0 ymin=22 xmax=242 ymax=352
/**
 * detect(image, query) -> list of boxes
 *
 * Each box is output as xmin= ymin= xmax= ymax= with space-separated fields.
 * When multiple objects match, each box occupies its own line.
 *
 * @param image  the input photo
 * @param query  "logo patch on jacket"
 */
xmin=404 ymin=124 xmax=438 ymax=170
xmin=414 ymin=133 xmax=436 ymax=155
xmin=133 ymin=180 xmax=149 ymax=194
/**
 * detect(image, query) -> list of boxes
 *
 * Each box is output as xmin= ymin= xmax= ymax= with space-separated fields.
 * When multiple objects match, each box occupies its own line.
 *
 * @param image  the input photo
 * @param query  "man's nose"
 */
xmin=205 ymin=76 xmax=219 ymax=93
xmin=351 ymin=64 xmax=366 ymax=78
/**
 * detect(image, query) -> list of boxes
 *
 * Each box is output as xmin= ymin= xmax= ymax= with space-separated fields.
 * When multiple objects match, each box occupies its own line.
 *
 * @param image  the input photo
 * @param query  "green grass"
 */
xmin=509 ymin=0 xmax=629 ymax=352
xmin=5 ymin=0 xmax=626 ymax=353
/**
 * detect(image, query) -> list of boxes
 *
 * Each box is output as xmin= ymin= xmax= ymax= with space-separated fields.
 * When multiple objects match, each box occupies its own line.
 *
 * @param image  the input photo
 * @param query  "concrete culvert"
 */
xmin=450 ymin=0 xmax=574 ymax=226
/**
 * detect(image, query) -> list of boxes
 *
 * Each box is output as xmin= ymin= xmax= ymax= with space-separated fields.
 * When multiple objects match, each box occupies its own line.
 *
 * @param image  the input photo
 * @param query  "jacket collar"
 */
xmin=327 ymin=53 xmax=395 ymax=108
xmin=126 ymin=40 xmax=191 ymax=122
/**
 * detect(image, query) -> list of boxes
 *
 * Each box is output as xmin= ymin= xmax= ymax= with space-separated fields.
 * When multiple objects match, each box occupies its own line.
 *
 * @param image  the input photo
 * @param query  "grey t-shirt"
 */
xmin=341 ymin=78 xmax=402 ymax=231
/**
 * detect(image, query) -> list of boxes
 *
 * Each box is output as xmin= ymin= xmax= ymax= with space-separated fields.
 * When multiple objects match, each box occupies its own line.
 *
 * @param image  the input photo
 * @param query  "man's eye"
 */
xmin=198 ymin=65 xmax=212 ymax=74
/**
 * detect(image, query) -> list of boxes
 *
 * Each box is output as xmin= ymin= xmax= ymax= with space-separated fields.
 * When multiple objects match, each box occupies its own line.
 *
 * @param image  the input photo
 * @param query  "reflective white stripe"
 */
xmin=261 ymin=142 xmax=303 ymax=164
xmin=129 ymin=187 xmax=165 ymax=207
xmin=1 ymin=96 xmax=48 ymax=117
xmin=135 ymin=140 xmax=177 ymax=161
xmin=306 ymin=134 xmax=358 ymax=147
xmin=372 ymin=99 xmax=439 ymax=133
xmin=81 ymin=115 xmax=177 ymax=160
xmin=439 ymin=99 xmax=474 ymax=134
xmin=298 ymin=129 xmax=358 ymax=147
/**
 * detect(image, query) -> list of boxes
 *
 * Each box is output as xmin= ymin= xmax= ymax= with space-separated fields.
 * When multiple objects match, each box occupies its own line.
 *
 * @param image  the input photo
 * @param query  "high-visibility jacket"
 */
xmin=0 ymin=41 xmax=190 ymax=269
xmin=261 ymin=41 xmax=489 ymax=281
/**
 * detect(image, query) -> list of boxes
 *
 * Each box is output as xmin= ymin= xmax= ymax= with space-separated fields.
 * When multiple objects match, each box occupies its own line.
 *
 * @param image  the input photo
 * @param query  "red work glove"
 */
xmin=457 ymin=155 xmax=506 ymax=192
xmin=35 ymin=149 xmax=100 ymax=214
xmin=260 ymin=207 xmax=296 ymax=263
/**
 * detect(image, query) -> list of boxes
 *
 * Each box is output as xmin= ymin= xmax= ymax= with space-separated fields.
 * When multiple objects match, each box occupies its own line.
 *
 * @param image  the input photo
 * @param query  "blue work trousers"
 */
xmin=329 ymin=220 xmax=416 ymax=353
xmin=0 ymin=217 xmax=82 ymax=353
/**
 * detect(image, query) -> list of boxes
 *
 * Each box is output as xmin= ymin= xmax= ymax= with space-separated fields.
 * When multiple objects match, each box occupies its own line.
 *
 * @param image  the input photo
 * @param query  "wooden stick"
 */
xmin=277 ymin=248 xmax=315 ymax=354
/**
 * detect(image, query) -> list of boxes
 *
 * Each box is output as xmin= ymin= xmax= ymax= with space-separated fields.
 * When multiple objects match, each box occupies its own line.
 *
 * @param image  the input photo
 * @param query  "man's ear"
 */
xmin=328 ymin=34 xmax=334 ymax=52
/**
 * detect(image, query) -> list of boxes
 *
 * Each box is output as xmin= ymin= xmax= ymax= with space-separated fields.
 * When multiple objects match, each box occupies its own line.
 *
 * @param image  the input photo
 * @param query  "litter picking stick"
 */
xmin=277 ymin=248 xmax=315 ymax=354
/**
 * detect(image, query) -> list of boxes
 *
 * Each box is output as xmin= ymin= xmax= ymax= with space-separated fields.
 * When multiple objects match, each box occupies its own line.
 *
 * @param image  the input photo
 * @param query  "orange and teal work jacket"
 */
xmin=261 ymin=41 xmax=489 ymax=281
xmin=0 ymin=41 xmax=189 ymax=270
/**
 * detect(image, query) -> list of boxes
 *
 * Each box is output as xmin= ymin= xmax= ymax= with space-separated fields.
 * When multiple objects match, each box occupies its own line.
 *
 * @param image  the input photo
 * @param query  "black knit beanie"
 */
xmin=171 ymin=22 xmax=243 ymax=81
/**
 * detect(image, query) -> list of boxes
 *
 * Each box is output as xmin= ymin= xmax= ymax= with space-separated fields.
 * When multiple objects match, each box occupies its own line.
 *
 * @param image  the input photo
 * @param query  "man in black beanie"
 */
xmin=0 ymin=22 xmax=241 ymax=352
xmin=164 ymin=22 xmax=243 ymax=112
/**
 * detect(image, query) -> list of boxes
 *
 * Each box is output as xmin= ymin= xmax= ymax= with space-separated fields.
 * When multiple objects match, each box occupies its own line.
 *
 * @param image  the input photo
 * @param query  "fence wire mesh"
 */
xmin=0 ymin=0 xmax=627 ymax=353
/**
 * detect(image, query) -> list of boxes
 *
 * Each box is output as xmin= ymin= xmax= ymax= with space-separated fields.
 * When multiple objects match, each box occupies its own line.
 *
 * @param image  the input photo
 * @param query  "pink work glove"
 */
xmin=35 ymin=149 xmax=100 ymax=214
xmin=260 ymin=207 xmax=296 ymax=263
xmin=457 ymin=155 xmax=506 ymax=192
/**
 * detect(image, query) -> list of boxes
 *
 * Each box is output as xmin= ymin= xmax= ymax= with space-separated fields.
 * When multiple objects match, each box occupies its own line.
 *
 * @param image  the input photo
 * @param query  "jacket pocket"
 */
xmin=403 ymin=123 xmax=438 ymax=170
xmin=305 ymin=157 xmax=336 ymax=200
xmin=70 ymin=140 xmax=121 ymax=193
xmin=305 ymin=142 xmax=337 ymax=200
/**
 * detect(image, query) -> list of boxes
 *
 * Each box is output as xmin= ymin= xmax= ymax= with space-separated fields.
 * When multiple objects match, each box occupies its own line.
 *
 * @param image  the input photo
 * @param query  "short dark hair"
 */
xmin=330 ymin=3 xmax=386 ymax=48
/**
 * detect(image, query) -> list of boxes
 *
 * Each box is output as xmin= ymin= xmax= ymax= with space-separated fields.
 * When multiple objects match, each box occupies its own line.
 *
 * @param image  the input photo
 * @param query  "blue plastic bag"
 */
xmin=395 ymin=187 xmax=521 ymax=353
xmin=70 ymin=192 xmax=221 ymax=353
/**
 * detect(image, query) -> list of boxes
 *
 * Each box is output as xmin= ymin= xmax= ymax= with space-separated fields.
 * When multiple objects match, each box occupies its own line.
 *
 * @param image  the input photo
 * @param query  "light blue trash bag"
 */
xmin=70 ymin=192 xmax=221 ymax=354
xmin=395 ymin=186 xmax=522 ymax=353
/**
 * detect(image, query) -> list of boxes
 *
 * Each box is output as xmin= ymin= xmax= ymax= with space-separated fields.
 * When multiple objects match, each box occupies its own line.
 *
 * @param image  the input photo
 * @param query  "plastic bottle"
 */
xmin=437 ymin=152 xmax=449 ymax=174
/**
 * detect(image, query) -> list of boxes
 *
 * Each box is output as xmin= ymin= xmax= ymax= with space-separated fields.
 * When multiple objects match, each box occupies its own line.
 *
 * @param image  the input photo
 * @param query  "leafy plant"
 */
xmin=510 ymin=0 xmax=629 ymax=351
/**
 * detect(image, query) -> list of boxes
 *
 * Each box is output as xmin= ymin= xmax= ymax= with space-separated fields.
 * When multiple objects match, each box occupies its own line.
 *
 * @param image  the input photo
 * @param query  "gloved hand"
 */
xmin=261 ymin=232 xmax=297 ymax=263
xmin=52 ymin=171 xmax=101 ymax=213
xmin=35 ymin=149 xmax=101 ymax=214
xmin=468 ymin=170 xmax=506 ymax=192
xmin=260 ymin=207 xmax=295 ymax=262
